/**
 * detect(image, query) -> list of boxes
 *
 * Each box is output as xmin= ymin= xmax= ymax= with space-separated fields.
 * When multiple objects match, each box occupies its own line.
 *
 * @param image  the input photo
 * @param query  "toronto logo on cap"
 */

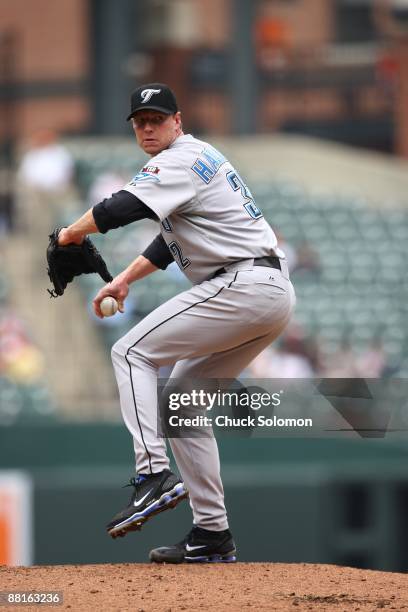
xmin=141 ymin=88 xmax=161 ymax=103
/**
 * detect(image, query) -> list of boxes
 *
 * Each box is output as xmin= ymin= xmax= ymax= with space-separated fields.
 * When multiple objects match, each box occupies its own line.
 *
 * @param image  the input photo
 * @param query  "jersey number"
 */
xmin=226 ymin=171 xmax=263 ymax=219
xmin=169 ymin=241 xmax=191 ymax=269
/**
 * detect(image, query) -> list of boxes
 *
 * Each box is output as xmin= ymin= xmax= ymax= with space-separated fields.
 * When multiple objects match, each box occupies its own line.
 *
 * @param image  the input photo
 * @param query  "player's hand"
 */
xmin=57 ymin=227 xmax=84 ymax=246
xmin=93 ymin=275 xmax=129 ymax=318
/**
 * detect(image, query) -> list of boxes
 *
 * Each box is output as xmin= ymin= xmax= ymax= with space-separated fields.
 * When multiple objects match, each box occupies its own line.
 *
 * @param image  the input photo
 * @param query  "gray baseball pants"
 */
xmin=111 ymin=261 xmax=295 ymax=531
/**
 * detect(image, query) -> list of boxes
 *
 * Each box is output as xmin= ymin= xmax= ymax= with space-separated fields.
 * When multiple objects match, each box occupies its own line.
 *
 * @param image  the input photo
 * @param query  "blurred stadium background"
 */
xmin=1 ymin=0 xmax=408 ymax=570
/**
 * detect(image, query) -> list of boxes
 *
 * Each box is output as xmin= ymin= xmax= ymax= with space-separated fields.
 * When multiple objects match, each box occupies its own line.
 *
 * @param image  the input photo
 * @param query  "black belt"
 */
xmin=213 ymin=256 xmax=281 ymax=279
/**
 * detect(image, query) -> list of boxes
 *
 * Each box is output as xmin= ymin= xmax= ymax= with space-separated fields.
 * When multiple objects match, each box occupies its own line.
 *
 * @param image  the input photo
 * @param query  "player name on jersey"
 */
xmin=191 ymin=146 xmax=226 ymax=184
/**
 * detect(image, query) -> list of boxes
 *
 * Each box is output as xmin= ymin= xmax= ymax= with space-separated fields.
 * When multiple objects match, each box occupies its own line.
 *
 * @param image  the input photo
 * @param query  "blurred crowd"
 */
xmin=0 ymin=129 xmax=75 ymax=235
xmin=248 ymin=324 xmax=390 ymax=379
xmin=0 ymin=129 xmax=74 ymax=407
xmin=0 ymin=301 xmax=45 ymax=385
xmin=18 ymin=129 xmax=74 ymax=194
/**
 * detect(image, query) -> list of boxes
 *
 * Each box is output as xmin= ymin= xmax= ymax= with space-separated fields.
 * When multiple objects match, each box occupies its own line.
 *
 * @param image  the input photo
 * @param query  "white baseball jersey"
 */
xmin=124 ymin=134 xmax=281 ymax=284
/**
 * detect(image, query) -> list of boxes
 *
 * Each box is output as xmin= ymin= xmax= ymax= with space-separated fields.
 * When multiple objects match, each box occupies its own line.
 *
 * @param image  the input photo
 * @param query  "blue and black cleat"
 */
xmin=149 ymin=525 xmax=237 ymax=563
xmin=107 ymin=469 xmax=188 ymax=539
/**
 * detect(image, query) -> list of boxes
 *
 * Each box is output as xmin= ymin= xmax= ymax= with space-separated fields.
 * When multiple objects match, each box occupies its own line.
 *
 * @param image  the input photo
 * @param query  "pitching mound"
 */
xmin=0 ymin=562 xmax=406 ymax=611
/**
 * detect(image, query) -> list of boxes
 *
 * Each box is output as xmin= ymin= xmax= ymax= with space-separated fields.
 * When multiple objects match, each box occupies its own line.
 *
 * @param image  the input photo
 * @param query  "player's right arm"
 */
xmin=93 ymin=235 xmax=173 ymax=318
xmin=92 ymin=255 xmax=154 ymax=318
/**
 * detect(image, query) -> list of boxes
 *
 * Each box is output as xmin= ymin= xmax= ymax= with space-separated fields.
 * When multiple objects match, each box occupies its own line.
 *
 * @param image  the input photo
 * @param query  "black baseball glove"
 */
xmin=46 ymin=227 xmax=113 ymax=298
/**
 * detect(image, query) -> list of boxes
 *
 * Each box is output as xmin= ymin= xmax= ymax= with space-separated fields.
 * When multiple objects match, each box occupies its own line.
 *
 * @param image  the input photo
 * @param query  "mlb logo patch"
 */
xmin=142 ymin=166 xmax=160 ymax=174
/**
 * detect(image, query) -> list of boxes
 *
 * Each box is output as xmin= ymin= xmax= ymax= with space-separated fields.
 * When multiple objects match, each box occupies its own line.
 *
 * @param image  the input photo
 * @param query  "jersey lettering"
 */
xmin=226 ymin=170 xmax=263 ymax=220
xmin=191 ymin=159 xmax=214 ymax=184
xmin=162 ymin=218 xmax=173 ymax=232
xmin=191 ymin=146 xmax=227 ymax=184
xmin=202 ymin=146 xmax=226 ymax=172
xmin=168 ymin=241 xmax=191 ymax=269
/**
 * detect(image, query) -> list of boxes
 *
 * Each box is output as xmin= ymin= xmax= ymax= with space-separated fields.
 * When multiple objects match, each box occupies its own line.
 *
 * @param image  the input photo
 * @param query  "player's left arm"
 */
xmin=58 ymin=190 xmax=157 ymax=245
xmin=93 ymin=254 xmax=157 ymax=318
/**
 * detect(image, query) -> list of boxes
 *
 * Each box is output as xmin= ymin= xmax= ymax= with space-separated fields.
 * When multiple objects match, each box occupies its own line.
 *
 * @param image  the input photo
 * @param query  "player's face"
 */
xmin=131 ymin=111 xmax=182 ymax=155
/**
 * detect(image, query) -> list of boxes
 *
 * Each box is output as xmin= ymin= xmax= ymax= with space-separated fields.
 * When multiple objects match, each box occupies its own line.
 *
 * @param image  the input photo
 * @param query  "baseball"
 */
xmin=100 ymin=296 xmax=118 ymax=317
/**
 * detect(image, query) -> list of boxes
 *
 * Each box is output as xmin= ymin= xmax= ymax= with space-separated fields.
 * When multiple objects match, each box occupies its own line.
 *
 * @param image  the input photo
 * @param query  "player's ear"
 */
xmin=174 ymin=112 xmax=182 ymax=128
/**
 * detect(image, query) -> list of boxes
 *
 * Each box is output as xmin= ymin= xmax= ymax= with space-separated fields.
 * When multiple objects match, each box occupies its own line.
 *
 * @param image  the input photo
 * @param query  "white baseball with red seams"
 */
xmin=100 ymin=296 xmax=118 ymax=317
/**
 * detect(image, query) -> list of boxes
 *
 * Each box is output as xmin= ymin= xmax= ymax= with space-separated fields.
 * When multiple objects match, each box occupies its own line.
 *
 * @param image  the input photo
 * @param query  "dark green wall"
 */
xmin=2 ymin=424 xmax=408 ymax=569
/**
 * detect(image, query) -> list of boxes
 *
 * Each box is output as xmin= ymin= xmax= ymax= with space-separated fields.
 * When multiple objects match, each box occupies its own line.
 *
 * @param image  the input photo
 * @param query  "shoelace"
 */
xmin=123 ymin=474 xmax=148 ymax=489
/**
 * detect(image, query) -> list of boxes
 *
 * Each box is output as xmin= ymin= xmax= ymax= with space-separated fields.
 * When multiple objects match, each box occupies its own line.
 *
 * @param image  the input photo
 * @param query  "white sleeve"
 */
xmin=122 ymin=158 xmax=195 ymax=221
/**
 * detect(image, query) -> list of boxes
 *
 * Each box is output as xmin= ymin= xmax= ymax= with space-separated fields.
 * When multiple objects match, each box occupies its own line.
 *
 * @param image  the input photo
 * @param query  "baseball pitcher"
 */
xmin=49 ymin=83 xmax=296 ymax=563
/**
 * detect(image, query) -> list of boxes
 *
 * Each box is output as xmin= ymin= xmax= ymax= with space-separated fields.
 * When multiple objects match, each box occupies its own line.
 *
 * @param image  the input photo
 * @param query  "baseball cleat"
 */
xmin=149 ymin=525 xmax=237 ymax=564
xmin=107 ymin=469 xmax=188 ymax=539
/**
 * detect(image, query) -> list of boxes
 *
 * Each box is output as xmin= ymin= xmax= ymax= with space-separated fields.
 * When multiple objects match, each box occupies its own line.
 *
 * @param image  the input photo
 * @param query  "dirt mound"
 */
xmin=0 ymin=562 xmax=406 ymax=611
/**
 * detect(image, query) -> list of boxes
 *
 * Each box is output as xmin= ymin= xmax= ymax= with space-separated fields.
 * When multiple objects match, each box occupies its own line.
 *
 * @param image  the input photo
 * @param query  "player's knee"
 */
xmin=111 ymin=339 xmax=125 ymax=365
xmin=111 ymin=339 xmax=151 ymax=367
